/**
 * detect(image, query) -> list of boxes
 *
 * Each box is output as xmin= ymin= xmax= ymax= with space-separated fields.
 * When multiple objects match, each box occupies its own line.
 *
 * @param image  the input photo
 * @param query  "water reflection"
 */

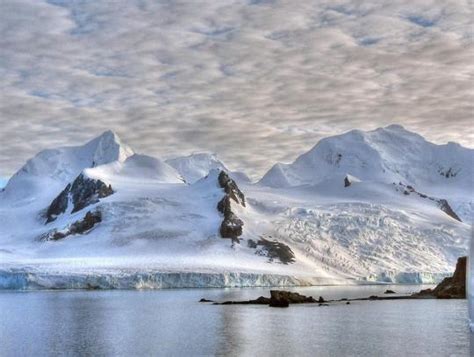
xmin=0 ymin=286 xmax=469 ymax=357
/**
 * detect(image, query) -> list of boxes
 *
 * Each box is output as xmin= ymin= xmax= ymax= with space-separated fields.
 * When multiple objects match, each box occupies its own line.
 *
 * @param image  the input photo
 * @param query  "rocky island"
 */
xmin=202 ymin=256 xmax=467 ymax=307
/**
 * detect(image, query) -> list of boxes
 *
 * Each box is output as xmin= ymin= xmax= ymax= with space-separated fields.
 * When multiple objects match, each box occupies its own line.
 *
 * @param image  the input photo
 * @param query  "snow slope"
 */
xmin=0 ymin=126 xmax=471 ymax=289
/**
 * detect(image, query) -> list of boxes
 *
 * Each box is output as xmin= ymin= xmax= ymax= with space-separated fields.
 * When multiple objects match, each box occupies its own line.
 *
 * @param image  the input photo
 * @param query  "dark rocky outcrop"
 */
xmin=219 ymin=212 xmax=244 ymax=240
xmin=344 ymin=176 xmax=351 ymax=187
xmin=438 ymin=167 xmax=458 ymax=178
xmin=46 ymin=184 xmax=71 ymax=223
xmin=270 ymin=290 xmax=316 ymax=306
xmin=437 ymin=199 xmax=461 ymax=222
xmin=199 ymin=298 xmax=214 ymax=303
xmin=395 ymin=182 xmax=461 ymax=222
xmin=39 ymin=210 xmax=102 ymax=241
xmin=384 ymin=289 xmax=396 ymax=294
xmin=269 ymin=297 xmax=289 ymax=307
xmin=70 ymin=174 xmax=113 ymax=213
xmin=412 ymin=256 xmax=466 ymax=299
xmin=46 ymin=174 xmax=113 ymax=223
xmin=218 ymin=171 xmax=245 ymax=207
xmin=210 ymin=290 xmax=317 ymax=307
xmin=214 ymin=296 xmax=271 ymax=305
xmin=217 ymin=171 xmax=245 ymax=242
xmin=250 ymin=237 xmax=296 ymax=264
xmin=69 ymin=211 xmax=102 ymax=235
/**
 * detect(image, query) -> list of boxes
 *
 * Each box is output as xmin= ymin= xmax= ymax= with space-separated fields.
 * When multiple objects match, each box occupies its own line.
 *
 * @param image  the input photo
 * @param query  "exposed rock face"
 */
xmin=270 ymin=290 xmax=316 ymax=306
xmin=46 ymin=174 xmax=113 ymax=223
xmin=46 ymin=184 xmax=71 ymax=223
xmin=218 ymin=170 xmax=245 ymax=207
xmin=344 ymin=176 xmax=351 ymax=187
xmin=438 ymin=199 xmax=462 ymax=222
xmin=412 ymin=256 xmax=466 ymax=299
xmin=70 ymin=174 xmax=113 ymax=213
xmin=219 ymin=211 xmax=244 ymax=240
xmin=249 ymin=237 xmax=296 ymax=264
xmin=395 ymin=182 xmax=462 ymax=222
xmin=217 ymin=171 xmax=245 ymax=242
xmin=211 ymin=290 xmax=317 ymax=307
xmin=39 ymin=210 xmax=102 ymax=241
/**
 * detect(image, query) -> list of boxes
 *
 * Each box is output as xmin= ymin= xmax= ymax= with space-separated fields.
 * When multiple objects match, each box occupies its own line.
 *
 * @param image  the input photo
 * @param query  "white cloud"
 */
xmin=0 ymin=0 xmax=472 ymax=178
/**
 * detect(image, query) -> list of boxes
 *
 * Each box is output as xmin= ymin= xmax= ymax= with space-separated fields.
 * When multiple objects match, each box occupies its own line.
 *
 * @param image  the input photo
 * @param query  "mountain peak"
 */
xmin=85 ymin=130 xmax=134 ymax=167
xmin=3 ymin=130 xmax=134 ymax=200
xmin=95 ymin=130 xmax=121 ymax=145
xmin=166 ymin=152 xmax=228 ymax=184
xmin=385 ymin=124 xmax=406 ymax=131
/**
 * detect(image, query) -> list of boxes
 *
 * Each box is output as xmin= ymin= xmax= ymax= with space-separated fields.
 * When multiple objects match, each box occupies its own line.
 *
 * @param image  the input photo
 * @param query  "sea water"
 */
xmin=0 ymin=285 xmax=469 ymax=357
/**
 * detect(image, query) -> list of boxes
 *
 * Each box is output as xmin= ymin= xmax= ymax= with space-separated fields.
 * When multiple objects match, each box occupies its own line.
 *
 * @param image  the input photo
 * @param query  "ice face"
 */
xmin=470 ymin=232 xmax=474 ymax=332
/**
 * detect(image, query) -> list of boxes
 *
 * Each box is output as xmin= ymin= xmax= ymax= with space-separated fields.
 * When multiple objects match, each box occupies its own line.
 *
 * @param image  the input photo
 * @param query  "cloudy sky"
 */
xmin=0 ymin=0 xmax=472 ymax=179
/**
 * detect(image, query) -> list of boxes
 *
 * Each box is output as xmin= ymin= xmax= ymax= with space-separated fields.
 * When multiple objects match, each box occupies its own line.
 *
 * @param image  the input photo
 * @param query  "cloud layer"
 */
xmin=1 ymin=0 xmax=472 ymax=178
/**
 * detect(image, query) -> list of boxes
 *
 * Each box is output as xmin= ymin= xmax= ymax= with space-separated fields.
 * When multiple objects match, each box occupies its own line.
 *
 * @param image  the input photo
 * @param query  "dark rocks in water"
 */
xmin=39 ymin=210 xmax=102 ymax=241
xmin=253 ymin=296 xmax=271 ymax=304
xmin=346 ymin=301 xmax=351 ymax=305
xmin=216 ymin=171 xmax=246 ymax=242
xmin=46 ymin=173 xmax=113 ymax=223
xmin=319 ymin=303 xmax=329 ymax=307
xmin=270 ymin=290 xmax=316 ymax=305
xmin=437 ymin=199 xmax=462 ymax=222
xmin=318 ymin=296 xmax=325 ymax=303
xmin=369 ymin=295 xmax=379 ymax=300
xmin=413 ymin=288 xmax=434 ymax=298
xmin=199 ymin=298 xmax=214 ymax=303
xmin=412 ymin=256 xmax=466 ymax=299
xmin=215 ymin=290 xmax=316 ymax=306
xmin=269 ymin=298 xmax=290 ymax=308
xmin=254 ymin=237 xmax=295 ymax=264
xmin=85 ymin=283 xmax=101 ymax=290
xmin=215 ymin=296 xmax=271 ymax=305
xmin=384 ymin=289 xmax=396 ymax=294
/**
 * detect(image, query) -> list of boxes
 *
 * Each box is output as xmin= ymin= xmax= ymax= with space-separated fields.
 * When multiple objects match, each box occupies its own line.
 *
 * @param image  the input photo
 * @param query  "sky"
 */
xmin=0 ymin=0 xmax=473 ymax=179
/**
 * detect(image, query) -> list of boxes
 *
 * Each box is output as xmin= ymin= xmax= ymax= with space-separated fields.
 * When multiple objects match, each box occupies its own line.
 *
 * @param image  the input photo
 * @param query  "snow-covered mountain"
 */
xmin=3 ymin=130 xmax=135 ymax=202
xmin=166 ymin=152 xmax=250 ymax=184
xmin=0 ymin=126 xmax=471 ymax=289
xmin=260 ymin=124 xmax=473 ymax=221
xmin=260 ymin=125 xmax=472 ymax=190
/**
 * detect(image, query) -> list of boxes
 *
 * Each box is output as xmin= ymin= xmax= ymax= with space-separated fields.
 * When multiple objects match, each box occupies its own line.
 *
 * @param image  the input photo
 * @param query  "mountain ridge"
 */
xmin=0 ymin=125 xmax=471 ymax=289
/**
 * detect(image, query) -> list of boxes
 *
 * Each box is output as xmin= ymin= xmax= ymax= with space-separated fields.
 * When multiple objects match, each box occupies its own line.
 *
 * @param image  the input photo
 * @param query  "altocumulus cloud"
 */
xmin=0 ymin=0 xmax=472 ymax=178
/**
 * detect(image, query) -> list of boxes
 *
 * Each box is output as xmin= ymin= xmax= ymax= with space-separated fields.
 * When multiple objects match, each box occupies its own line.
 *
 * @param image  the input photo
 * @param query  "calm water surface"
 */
xmin=0 ymin=285 xmax=470 ymax=357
